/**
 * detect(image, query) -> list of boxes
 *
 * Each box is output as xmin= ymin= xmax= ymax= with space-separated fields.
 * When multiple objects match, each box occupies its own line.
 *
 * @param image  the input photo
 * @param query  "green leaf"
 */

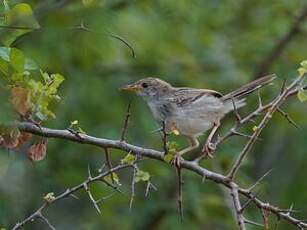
xmin=298 ymin=67 xmax=307 ymax=77
xmin=0 ymin=59 xmax=9 ymax=76
xmin=0 ymin=47 xmax=10 ymax=61
xmin=1 ymin=3 xmax=40 ymax=45
xmin=48 ymin=74 xmax=65 ymax=94
xmin=121 ymin=153 xmax=136 ymax=165
xmin=0 ymin=47 xmax=37 ymax=71
xmin=71 ymin=120 xmax=79 ymax=126
xmin=24 ymin=58 xmax=38 ymax=70
xmin=163 ymin=153 xmax=174 ymax=163
xmin=135 ymin=170 xmax=150 ymax=183
xmin=104 ymin=173 xmax=121 ymax=185
xmin=300 ymin=60 xmax=307 ymax=68
xmin=10 ymin=48 xmax=24 ymax=72
xmin=297 ymin=90 xmax=307 ymax=102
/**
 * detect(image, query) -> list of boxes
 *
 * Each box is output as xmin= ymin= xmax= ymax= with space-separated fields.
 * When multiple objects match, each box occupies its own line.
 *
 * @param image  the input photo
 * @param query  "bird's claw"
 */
xmin=202 ymin=141 xmax=216 ymax=158
xmin=170 ymin=153 xmax=182 ymax=168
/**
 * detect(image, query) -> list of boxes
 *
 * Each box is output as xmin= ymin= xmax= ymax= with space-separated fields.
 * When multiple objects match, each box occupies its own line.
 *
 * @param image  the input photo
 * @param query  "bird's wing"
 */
xmin=167 ymin=88 xmax=223 ymax=106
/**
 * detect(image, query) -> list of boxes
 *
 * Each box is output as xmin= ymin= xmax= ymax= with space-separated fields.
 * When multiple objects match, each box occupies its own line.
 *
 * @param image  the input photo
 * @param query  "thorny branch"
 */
xmin=10 ymin=73 xmax=307 ymax=229
xmin=120 ymin=102 xmax=132 ymax=141
xmin=12 ymin=164 xmax=131 ymax=230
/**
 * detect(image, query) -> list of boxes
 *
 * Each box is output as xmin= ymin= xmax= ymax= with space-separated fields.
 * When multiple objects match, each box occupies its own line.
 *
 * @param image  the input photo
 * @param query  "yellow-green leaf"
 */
xmin=163 ymin=153 xmax=174 ymax=163
xmin=300 ymin=60 xmax=307 ymax=68
xmin=44 ymin=192 xmax=55 ymax=203
xmin=10 ymin=48 xmax=24 ymax=72
xmin=121 ymin=153 xmax=136 ymax=165
xmin=104 ymin=173 xmax=121 ymax=185
xmin=135 ymin=170 xmax=150 ymax=182
xmin=298 ymin=90 xmax=307 ymax=102
xmin=298 ymin=67 xmax=307 ymax=77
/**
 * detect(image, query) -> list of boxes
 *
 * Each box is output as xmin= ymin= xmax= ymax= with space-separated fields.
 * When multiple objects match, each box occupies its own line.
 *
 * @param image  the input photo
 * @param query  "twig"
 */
xmin=145 ymin=181 xmax=158 ymax=197
xmin=129 ymin=166 xmax=137 ymax=210
xmin=230 ymin=183 xmax=246 ymax=230
xmin=104 ymin=148 xmax=114 ymax=183
xmin=248 ymin=168 xmax=273 ymax=191
xmin=277 ymin=107 xmax=299 ymax=129
xmin=38 ymin=213 xmax=56 ymax=230
xmin=120 ymin=102 xmax=132 ymax=142
xmin=11 ymin=164 xmax=131 ymax=229
xmin=227 ymin=73 xmax=306 ymax=179
xmin=176 ymin=166 xmax=184 ymax=221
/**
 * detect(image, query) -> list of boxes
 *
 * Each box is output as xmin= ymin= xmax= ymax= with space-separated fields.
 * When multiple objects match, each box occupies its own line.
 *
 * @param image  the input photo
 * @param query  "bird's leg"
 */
xmin=202 ymin=120 xmax=220 ymax=158
xmin=171 ymin=136 xmax=199 ymax=167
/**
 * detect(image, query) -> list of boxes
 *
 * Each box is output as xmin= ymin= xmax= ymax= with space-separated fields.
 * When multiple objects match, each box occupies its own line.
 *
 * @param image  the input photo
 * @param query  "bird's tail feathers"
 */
xmin=222 ymin=74 xmax=276 ymax=100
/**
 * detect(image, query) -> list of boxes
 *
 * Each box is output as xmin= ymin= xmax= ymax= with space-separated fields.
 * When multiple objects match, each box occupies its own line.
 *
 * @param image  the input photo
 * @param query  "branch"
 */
xmin=12 ymin=73 xmax=307 ymax=229
xmin=230 ymin=183 xmax=246 ymax=230
xmin=227 ymin=73 xmax=306 ymax=179
xmin=14 ymin=120 xmax=307 ymax=229
xmin=12 ymin=164 xmax=131 ymax=230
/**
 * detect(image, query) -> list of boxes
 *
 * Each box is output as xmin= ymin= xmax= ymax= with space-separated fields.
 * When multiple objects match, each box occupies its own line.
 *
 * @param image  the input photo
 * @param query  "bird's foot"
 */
xmin=202 ymin=141 xmax=216 ymax=158
xmin=170 ymin=153 xmax=183 ymax=168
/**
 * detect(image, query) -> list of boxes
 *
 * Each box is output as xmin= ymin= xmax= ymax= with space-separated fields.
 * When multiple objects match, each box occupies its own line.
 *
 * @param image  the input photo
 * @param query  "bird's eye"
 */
xmin=142 ymin=83 xmax=148 ymax=88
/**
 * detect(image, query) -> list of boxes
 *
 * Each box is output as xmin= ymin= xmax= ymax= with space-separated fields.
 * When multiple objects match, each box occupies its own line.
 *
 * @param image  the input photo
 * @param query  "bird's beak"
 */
xmin=119 ymin=84 xmax=142 ymax=92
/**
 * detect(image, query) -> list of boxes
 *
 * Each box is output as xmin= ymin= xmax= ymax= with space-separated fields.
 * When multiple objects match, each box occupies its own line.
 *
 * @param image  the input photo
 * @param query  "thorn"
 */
xmin=88 ymin=164 xmax=92 ymax=179
xmin=248 ymin=168 xmax=273 ymax=191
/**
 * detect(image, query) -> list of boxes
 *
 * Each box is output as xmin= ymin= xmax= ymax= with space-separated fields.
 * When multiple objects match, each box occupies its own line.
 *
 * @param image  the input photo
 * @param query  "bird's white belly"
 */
xmin=171 ymin=117 xmax=213 ymax=136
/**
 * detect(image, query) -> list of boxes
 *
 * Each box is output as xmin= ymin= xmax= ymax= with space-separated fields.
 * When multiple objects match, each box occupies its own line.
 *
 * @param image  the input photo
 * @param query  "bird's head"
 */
xmin=120 ymin=78 xmax=172 ymax=99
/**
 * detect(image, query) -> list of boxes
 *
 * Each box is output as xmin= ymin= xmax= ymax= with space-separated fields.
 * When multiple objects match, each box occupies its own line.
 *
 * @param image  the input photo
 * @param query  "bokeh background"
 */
xmin=1 ymin=0 xmax=307 ymax=229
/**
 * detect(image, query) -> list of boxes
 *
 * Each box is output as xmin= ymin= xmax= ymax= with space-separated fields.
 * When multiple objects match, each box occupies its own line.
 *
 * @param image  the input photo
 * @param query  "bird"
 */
xmin=120 ymin=75 xmax=276 ymax=165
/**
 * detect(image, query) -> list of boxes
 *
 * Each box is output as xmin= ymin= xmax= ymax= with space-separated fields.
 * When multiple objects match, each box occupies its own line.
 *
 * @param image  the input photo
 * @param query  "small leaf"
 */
xmin=44 ymin=192 xmax=55 ymax=203
xmin=252 ymin=126 xmax=258 ymax=132
xmin=300 ymin=60 xmax=307 ymax=68
xmin=163 ymin=153 xmax=174 ymax=163
xmin=16 ymin=132 xmax=32 ymax=149
xmin=104 ymin=173 xmax=121 ymax=185
xmin=121 ymin=153 xmax=136 ymax=165
xmin=298 ymin=67 xmax=307 ymax=77
xmin=27 ymin=141 xmax=47 ymax=162
xmin=135 ymin=170 xmax=150 ymax=183
xmin=0 ymin=134 xmax=19 ymax=149
xmin=167 ymin=141 xmax=179 ymax=155
xmin=10 ymin=86 xmax=31 ymax=115
xmin=2 ymin=3 xmax=40 ymax=45
xmin=0 ymin=47 xmax=10 ymax=61
xmin=297 ymin=90 xmax=307 ymax=102
xmin=24 ymin=58 xmax=38 ymax=70
xmin=77 ymin=127 xmax=86 ymax=134
xmin=10 ymin=48 xmax=24 ymax=72
xmin=172 ymin=129 xmax=180 ymax=135
xmin=71 ymin=120 xmax=79 ymax=126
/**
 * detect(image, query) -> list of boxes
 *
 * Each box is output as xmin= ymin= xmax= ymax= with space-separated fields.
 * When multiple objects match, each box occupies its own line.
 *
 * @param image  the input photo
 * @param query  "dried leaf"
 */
xmin=10 ymin=86 xmax=31 ymax=115
xmin=16 ymin=132 xmax=32 ymax=149
xmin=27 ymin=141 xmax=47 ymax=162
xmin=1 ymin=134 xmax=19 ymax=149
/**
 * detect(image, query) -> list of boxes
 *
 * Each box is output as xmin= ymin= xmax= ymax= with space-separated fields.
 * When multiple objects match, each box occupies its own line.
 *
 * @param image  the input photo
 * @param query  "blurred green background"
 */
xmin=1 ymin=0 xmax=307 ymax=229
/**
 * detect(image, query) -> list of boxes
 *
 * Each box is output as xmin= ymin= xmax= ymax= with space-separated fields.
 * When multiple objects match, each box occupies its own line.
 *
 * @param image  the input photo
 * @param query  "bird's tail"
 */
xmin=222 ymin=74 xmax=276 ymax=101
xmin=221 ymin=74 xmax=276 ymax=114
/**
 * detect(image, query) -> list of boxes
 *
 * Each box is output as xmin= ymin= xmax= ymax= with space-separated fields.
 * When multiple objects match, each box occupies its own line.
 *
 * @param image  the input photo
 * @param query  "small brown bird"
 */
xmin=120 ymin=75 xmax=275 ymax=164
